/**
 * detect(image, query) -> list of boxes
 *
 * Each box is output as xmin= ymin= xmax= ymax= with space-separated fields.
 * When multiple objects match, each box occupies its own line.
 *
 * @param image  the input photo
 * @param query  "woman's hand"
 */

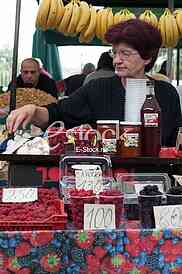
xmin=6 ymin=104 xmax=37 ymax=133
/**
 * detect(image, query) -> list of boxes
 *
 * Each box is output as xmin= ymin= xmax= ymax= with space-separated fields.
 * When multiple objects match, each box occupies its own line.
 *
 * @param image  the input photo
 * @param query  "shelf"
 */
xmin=0 ymin=154 xmax=182 ymax=166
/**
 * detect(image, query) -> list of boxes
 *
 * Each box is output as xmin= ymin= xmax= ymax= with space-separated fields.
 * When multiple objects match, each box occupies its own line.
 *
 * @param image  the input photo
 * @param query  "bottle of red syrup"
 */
xmin=141 ymin=80 xmax=161 ymax=157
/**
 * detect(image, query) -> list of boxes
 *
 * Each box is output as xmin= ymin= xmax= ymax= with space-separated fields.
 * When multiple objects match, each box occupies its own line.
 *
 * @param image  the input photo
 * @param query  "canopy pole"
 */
xmin=9 ymin=0 xmax=22 ymax=113
xmin=167 ymin=0 xmax=174 ymax=81
xmin=176 ymin=48 xmax=180 ymax=86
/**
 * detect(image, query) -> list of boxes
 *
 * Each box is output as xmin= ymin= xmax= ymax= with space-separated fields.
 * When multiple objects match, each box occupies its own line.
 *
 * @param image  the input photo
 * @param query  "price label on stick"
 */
xmin=2 ymin=188 xmax=38 ymax=203
xmin=75 ymin=168 xmax=103 ymax=194
xmin=84 ymin=204 xmax=116 ymax=230
xmin=154 ymin=205 xmax=182 ymax=228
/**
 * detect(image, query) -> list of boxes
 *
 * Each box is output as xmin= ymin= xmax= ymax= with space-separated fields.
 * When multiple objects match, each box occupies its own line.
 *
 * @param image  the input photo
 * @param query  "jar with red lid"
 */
xmin=117 ymin=122 xmax=142 ymax=157
xmin=96 ymin=120 xmax=120 ymax=154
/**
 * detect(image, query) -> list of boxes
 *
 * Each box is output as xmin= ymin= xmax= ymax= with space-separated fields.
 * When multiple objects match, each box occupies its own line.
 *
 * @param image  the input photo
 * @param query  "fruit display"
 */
xmin=70 ymin=189 xmax=96 ymax=229
xmin=139 ymin=9 xmax=158 ymax=28
xmin=0 ymin=187 xmax=67 ymax=230
xmin=0 ymin=88 xmax=57 ymax=109
xmin=138 ymin=185 xmax=163 ymax=229
xmin=35 ymin=1 xmax=182 ymax=47
xmin=158 ymin=8 xmax=180 ymax=48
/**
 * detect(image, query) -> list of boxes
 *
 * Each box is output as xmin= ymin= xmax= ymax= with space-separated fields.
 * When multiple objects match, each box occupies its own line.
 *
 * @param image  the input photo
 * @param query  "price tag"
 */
xmin=84 ymin=204 xmax=115 ymax=230
xmin=154 ymin=205 xmax=182 ymax=228
xmin=75 ymin=168 xmax=103 ymax=194
xmin=2 ymin=188 xmax=38 ymax=203
xmin=173 ymin=175 xmax=182 ymax=186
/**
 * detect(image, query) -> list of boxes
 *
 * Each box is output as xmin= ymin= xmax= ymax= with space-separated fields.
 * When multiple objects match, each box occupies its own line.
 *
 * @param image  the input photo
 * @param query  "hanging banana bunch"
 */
xmin=35 ymin=0 xmax=65 ymax=30
xmin=174 ymin=9 xmax=182 ymax=37
xmin=118 ymin=9 xmax=136 ymax=22
xmin=35 ymin=0 xmax=51 ymax=30
xmin=79 ymin=5 xmax=97 ymax=43
xmin=158 ymin=8 xmax=180 ymax=48
xmin=76 ymin=1 xmax=91 ymax=34
xmin=139 ymin=9 xmax=158 ymax=28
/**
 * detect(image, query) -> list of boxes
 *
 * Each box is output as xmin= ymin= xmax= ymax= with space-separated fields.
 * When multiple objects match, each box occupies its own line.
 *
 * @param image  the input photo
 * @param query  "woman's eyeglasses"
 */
xmin=108 ymin=48 xmax=139 ymax=59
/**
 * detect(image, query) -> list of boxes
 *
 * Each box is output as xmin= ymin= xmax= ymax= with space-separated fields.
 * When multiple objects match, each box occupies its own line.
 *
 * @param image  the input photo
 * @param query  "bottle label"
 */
xmin=144 ymin=113 xmax=159 ymax=127
xmin=102 ymin=138 xmax=117 ymax=153
xmin=124 ymin=133 xmax=139 ymax=147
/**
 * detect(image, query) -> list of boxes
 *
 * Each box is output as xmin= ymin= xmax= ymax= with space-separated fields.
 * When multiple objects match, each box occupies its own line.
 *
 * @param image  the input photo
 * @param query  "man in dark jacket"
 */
xmin=8 ymin=58 xmax=58 ymax=98
xmin=64 ymin=63 xmax=95 ymax=96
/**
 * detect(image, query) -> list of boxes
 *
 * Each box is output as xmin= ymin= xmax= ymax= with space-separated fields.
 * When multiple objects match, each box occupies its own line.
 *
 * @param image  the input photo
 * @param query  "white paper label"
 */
xmin=84 ymin=204 xmax=116 ymax=230
xmin=2 ymin=188 xmax=38 ymax=203
xmin=75 ymin=169 xmax=103 ymax=194
xmin=154 ymin=205 xmax=182 ymax=228
xmin=173 ymin=175 xmax=182 ymax=186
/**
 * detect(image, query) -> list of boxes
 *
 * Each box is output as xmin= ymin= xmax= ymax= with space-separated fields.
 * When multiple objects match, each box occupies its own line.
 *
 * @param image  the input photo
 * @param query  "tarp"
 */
xmin=32 ymin=28 xmax=62 ymax=80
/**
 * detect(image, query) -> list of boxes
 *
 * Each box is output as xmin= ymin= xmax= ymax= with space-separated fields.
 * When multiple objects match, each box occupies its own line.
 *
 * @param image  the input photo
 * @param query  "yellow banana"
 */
xmin=57 ymin=1 xmax=74 ymax=34
xmin=67 ymin=2 xmax=80 ymax=36
xmin=114 ymin=11 xmax=122 ymax=24
xmin=76 ymin=1 xmax=90 ymax=33
xmin=119 ymin=9 xmax=136 ymax=22
xmin=170 ymin=13 xmax=180 ymax=47
xmin=164 ymin=9 xmax=179 ymax=48
xmin=79 ymin=5 xmax=97 ymax=43
xmin=174 ymin=9 xmax=182 ymax=36
xmin=46 ymin=0 xmax=59 ymax=29
xmin=35 ymin=0 xmax=51 ymax=30
xmin=158 ymin=12 xmax=167 ymax=47
xmin=139 ymin=10 xmax=158 ymax=28
xmin=54 ymin=0 xmax=65 ymax=29
xmin=107 ymin=8 xmax=114 ymax=31
xmin=95 ymin=9 xmax=104 ymax=40
xmin=100 ymin=8 xmax=110 ymax=42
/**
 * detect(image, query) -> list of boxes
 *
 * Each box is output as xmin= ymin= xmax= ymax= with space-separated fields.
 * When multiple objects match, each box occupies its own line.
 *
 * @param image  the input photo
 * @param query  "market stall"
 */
xmin=1 ymin=0 xmax=182 ymax=273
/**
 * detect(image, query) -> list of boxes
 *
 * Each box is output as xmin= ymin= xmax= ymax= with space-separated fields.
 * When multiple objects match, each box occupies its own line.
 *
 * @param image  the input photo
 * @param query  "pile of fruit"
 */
xmin=35 ymin=0 xmax=182 ymax=47
xmin=0 ymin=88 xmax=57 ymax=109
xmin=0 ymin=187 xmax=63 ymax=224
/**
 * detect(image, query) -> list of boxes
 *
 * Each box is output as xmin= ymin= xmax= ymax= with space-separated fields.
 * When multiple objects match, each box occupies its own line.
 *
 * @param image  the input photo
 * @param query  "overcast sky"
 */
xmin=0 ymin=0 xmax=37 ymax=60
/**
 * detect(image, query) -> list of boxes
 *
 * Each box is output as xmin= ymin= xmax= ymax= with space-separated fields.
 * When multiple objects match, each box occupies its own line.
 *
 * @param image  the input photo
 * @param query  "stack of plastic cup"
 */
xmin=125 ymin=79 xmax=147 ymax=122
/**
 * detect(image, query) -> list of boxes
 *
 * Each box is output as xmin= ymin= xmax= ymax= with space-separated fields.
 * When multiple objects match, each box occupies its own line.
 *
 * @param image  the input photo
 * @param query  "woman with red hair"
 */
xmin=7 ymin=19 xmax=182 ymax=146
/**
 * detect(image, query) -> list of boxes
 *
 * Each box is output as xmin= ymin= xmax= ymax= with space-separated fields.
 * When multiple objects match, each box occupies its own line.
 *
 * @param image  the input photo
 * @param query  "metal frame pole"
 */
xmin=176 ymin=48 xmax=180 ymax=85
xmin=9 ymin=0 xmax=22 ymax=112
xmin=167 ymin=0 xmax=174 ymax=81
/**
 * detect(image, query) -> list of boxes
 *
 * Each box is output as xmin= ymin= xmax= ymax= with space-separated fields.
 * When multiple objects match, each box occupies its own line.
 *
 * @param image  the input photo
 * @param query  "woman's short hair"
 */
xmin=105 ymin=19 xmax=162 ymax=72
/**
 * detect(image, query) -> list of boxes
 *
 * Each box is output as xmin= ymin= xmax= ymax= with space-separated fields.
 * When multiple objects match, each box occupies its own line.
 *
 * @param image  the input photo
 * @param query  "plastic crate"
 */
xmin=0 ymin=200 xmax=67 ymax=231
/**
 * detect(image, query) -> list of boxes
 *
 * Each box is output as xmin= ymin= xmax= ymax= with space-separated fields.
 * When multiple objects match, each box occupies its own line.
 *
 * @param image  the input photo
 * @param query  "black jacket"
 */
xmin=8 ymin=73 xmax=58 ymax=98
xmin=46 ymin=75 xmax=182 ymax=146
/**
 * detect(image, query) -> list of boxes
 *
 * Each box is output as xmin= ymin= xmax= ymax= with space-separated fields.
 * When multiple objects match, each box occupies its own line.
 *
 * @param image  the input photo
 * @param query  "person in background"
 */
xmin=8 ymin=58 xmax=58 ymax=98
xmin=7 ymin=19 xmax=182 ymax=147
xmin=83 ymin=51 xmax=115 ymax=85
xmin=64 ymin=63 xmax=95 ymax=96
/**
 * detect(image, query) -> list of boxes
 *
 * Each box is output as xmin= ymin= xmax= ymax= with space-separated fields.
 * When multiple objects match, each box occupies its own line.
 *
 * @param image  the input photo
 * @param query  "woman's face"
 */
xmin=111 ymin=42 xmax=151 ymax=79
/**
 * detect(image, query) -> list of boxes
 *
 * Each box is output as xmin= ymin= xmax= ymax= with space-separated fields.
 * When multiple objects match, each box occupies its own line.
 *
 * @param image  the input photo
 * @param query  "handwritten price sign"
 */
xmin=2 ymin=188 xmax=38 ymax=203
xmin=84 ymin=204 xmax=115 ymax=230
xmin=75 ymin=169 xmax=103 ymax=194
xmin=154 ymin=205 xmax=182 ymax=228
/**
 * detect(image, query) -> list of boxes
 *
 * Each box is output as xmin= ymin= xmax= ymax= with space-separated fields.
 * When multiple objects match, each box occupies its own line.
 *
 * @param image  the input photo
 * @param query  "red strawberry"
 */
xmin=93 ymin=246 xmax=107 ymax=259
xmin=40 ymin=253 xmax=61 ymax=272
xmin=15 ymin=242 xmax=32 ymax=257
xmin=7 ymin=257 xmax=21 ymax=273
xmin=18 ymin=268 xmax=31 ymax=274
xmin=30 ymin=231 xmax=54 ymax=246
xmin=76 ymin=231 xmax=94 ymax=249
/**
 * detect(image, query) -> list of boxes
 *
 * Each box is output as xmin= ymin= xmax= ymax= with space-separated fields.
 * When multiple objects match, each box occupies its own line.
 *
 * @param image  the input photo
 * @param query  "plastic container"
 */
xmin=96 ymin=120 xmax=120 ymax=154
xmin=117 ymin=173 xmax=170 ymax=222
xmin=99 ymin=190 xmax=124 ymax=228
xmin=117 ymin=122 xmax=142 ymax=157
xmin=60 ymin=155 xmax=112 ymax=179
xmin=0 ymin=200 xmax=67 ymax=231
xmin=166 ymin=186 xmax=182 ymax=205
xmin=70 ymin=190 xmax=96 ymax=229
xmin=138 ymin=193 xmax=163 ymax=228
